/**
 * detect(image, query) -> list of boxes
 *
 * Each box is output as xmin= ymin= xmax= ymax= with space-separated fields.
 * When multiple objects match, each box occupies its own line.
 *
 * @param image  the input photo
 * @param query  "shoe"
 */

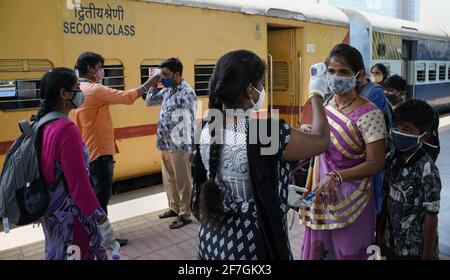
xmin=169 ymin=216 xmax=192 ymax=229
xmin=158 ymin=209 xmax=178 ymax=219
xmin=116 ymin=238 xmax=128 ymax=247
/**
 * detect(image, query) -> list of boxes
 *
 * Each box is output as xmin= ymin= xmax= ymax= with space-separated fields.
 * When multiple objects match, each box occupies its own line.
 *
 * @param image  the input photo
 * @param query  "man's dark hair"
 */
xmin=384 ymin=74 xmax=407 ymax=92
xmin=76 ymin=52 xmax=104 ymax=76
xmin=160 ymin=58 xmax=183 ymax=76
xmin=393 ymin=99 xmax=436 ymax=133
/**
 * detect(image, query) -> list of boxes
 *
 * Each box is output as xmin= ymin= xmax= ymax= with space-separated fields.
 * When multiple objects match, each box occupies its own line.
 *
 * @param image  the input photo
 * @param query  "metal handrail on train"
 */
xmin=298 ymin=54 xmax=302 ymax=126
xmin=268 ymin=53 xmax=274 ymax=115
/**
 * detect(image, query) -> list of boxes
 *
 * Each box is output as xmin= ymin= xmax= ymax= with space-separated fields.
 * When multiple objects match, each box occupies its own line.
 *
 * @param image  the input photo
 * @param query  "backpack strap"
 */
xmin=18 ymin=120 xmax=33 ymax=137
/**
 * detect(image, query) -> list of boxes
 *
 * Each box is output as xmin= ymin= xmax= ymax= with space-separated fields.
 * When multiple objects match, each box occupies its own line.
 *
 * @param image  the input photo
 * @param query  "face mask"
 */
xmin=390 ymin=129 xmax=426 ymax=152
xmin=94 ymin=68 xmax=105 ymax=82
xmin=250 ymin=86 xmax=265 ymax=111
xmin=385 ymin=91 xmax=404 ymax=105
xmin=327 ymin=71 xmax=359 ymax=96
xmin=371 ymin=74 xmax=383 ymax=84
xmin=161 ymin=77 xmax=176 ymax=88
xmin=69 ymin=91 xmax=85 ymax=108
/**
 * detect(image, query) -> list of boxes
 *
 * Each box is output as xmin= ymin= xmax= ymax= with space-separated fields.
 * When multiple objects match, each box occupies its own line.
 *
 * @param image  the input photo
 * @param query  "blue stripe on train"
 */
xmin=412 ymin=82 xmax=450 ymax=112
xmin=416 ymin=39 xmax=450 ymax=61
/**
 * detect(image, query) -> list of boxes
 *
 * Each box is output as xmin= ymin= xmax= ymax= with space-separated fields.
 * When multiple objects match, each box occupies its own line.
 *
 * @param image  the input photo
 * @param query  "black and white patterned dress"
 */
xmin=197 ymin=118 xmax=293 ymax=260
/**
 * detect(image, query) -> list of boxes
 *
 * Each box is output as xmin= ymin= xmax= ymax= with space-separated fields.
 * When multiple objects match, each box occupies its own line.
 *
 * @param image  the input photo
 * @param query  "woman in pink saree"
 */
xmin=300 ymin=44 xmax=387 ymax=260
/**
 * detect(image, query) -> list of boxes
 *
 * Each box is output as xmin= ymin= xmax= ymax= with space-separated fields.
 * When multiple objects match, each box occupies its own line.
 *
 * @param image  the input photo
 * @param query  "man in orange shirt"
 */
xmin=73 ymin=52 xmax=159 ymax=246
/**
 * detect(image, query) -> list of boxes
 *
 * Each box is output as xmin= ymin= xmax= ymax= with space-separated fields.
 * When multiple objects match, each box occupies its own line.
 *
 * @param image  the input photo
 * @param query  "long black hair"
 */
xmin=36 ymin=67 xmax=78 ymax=120
xmin=199 ymin=50 xmax=265 ymax=227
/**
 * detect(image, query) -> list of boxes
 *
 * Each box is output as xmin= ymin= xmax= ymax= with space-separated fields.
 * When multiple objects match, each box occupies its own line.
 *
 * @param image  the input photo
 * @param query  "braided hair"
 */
xmin=199 ymin=50 xmax=265 ymax=228
xmin=35 ymin=67 xmax=78 ymax=121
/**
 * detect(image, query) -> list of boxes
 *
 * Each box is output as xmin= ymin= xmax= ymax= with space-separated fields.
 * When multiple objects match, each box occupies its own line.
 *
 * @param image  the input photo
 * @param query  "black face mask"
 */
xmin=385 ymin=93 xmax=403 ymax=104
xmin=390 ymin=129 xmax=426 ymax=152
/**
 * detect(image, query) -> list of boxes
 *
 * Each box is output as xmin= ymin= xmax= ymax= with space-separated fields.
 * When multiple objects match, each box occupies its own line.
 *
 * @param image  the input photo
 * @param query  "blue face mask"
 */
xmin=161 ymin=77 xmax=176 ymax=88
xmin=390 ymin=129 xmax=426 ymax=152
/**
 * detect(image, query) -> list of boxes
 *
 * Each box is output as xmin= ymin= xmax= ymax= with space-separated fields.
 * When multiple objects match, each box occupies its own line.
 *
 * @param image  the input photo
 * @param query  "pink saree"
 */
xmin=300 ymin=103 xmax=386 ymax=260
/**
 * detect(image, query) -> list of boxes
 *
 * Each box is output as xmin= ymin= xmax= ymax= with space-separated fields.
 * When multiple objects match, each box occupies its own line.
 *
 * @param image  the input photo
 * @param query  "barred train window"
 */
xmin=103 ymin=64 xmax=124 ymax=90
xmin=377 ymin=43 xmax=386 ymax=57
xmin=0 ymin=59 xmax=53 ymax=111
xmin=448 ymin=63 xmax=450 ymax=80
xmin=428 ymin=63 xmax=437 ymax=81
xmin=194 ymin=64 xmax=215 ymax=96
xmin=0 ymin=79 xmax=42 ymax=110
xmin=439 ymin=64 xmax=446 ymax=81
xmin=416 ymin=63 xmax=426 ymax=82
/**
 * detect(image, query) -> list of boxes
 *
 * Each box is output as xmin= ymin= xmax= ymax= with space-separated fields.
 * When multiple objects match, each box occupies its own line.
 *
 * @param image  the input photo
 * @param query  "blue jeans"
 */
xmin=89 ymin=155 xmax=114 ymax=215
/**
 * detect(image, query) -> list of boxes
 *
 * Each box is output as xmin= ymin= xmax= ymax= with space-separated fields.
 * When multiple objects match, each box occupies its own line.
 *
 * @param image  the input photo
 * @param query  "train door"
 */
xmin=267 ymin=27 xmax=303 ymax=128
xmin=402 ymin=40 xmax=415 ymax=99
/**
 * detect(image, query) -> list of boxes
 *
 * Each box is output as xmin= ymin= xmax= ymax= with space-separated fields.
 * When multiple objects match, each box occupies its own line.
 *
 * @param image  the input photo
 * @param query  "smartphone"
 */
xmin=303 ymin=192 xmax=316 ymax=207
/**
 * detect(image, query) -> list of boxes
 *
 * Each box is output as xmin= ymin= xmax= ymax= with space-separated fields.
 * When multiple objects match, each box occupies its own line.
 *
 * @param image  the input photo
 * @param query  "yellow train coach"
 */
xmin=0 ymin=0 xmax=349 ymax=188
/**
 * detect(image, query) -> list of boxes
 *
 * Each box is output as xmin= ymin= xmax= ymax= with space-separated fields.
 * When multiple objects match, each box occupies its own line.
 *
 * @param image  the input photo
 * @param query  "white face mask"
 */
xmin=250 ymin=86 xmax=265 ymax=111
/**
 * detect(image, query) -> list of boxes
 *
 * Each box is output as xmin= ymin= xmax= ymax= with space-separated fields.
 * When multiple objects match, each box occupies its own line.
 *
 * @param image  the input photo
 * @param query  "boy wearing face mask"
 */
xmin=383 ymin=75 xmax=407 ymax=109
xmin=73 ymin=52 xmax=159 ymax=246
xmin=146 ymin=57 xmax=198 ymax=229
xmin=378 ymin=100 xmax=442 ymax=260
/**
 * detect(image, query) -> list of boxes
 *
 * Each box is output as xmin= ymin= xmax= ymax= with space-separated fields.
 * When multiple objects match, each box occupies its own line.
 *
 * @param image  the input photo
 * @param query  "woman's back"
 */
xmin=197 ymin=117 xmax=293 ymax=260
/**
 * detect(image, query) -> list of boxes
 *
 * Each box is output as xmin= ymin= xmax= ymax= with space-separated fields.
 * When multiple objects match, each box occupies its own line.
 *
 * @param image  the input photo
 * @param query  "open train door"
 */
xmin=267 ymin=27 xmax=303 ymax=128
xmin=402 ymin=40 xmax=416 ymax=99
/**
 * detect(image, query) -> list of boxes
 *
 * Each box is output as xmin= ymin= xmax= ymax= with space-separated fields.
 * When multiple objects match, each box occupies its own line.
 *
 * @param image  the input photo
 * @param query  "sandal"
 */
xmin=169 ymin=216 xmax=191 ymax=229
xmin=159 ymin=209 xmax=178 ymax=219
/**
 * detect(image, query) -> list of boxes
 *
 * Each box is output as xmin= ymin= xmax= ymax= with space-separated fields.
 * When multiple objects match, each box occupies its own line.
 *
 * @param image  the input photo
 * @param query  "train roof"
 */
xmin=437 ymin=26 xmax=450 ymax=38
xmin=140 ymin=0 xmax=350 ymax=27
xmin=341 ymin=8 xmax=449 ymax=41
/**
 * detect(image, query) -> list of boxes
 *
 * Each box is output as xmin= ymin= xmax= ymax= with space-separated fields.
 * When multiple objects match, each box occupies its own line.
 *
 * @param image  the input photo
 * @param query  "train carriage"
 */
xmin=341 ymin=9 xmax=450 ymax=111
xmin=0 ymin=0 xmax=350 ymax=189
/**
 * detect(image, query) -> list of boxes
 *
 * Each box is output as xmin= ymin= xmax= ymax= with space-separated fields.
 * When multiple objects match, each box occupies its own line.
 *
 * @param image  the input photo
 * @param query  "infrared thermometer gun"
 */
xmin=309 ymin=63 xmax=327 ymax=99
xmin=310 ymin=63 xmax=327 ymax=78
xmin=149 ymin=67 xmax=161 ymax=78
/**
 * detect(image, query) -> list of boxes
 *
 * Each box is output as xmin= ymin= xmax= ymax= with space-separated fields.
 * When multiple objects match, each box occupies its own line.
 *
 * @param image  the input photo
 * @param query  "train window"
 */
xmin=448 ymin=64 xmax=450 ymax=80
xmin=416 ymin=63 xmax=426 ymax=83
xmin=428 ymin=63 xmax=437 ymax=81
xmin=377 ymin=44 xmax=386 ymax=57
xmin=0 ymin=59 xmax=53 ymax=72
xmin=273 ymin=62 xmax=289 ymax=92
xmin=103 ymin=62 xmax=124 ymax=90
xmin=0 ymin=79 xmax=42 ymax=110
xmin=194 ymin=64 xmax=215 ymax=96
xmin=439 ymin=64 xmax=446 ymax=81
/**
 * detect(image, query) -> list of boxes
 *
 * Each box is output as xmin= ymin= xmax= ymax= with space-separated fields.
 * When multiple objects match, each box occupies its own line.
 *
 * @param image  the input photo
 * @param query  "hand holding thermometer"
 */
xmin=309 ymin=62 xmax=328 ymax=99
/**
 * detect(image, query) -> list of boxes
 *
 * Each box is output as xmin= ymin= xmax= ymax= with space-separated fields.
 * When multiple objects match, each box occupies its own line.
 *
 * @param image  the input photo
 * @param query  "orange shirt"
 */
xmin=73 ymin=80 xmax=140 ymax=162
